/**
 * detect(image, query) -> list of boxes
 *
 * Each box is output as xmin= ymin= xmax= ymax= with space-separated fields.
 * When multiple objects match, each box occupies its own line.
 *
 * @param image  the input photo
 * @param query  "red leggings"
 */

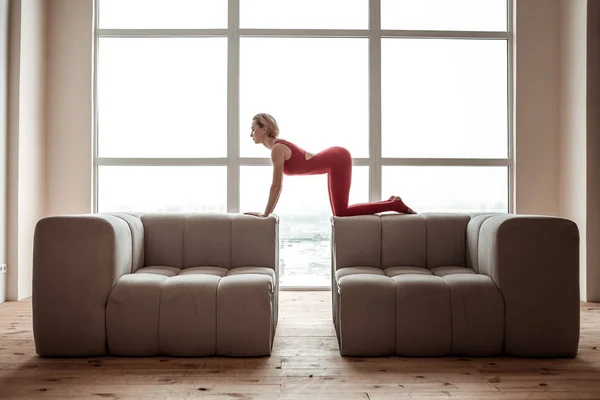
xmin=316 ymin=147 xmax=410 ymax=217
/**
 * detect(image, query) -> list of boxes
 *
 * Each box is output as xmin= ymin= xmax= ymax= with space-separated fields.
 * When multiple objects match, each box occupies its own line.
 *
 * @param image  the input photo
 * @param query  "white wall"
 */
xmin=7 ymin=0 xmax=47 ymax=300
xmin=7 ymin=0 xmax=20 ymax=302
xmin=0 ymin=0 xmax=8 ymax=303
xmin=558 ymin=0 xmax=588 ymax=300
xmin=46 ymin=0 xmax=94 ymax=216
xmin=585 ymin=0 xmax=600 ymax=301
xmin=556 ymin=0 xmax=600 ymax=302
xmin=514 ymin=0 xmax=560 ymax=216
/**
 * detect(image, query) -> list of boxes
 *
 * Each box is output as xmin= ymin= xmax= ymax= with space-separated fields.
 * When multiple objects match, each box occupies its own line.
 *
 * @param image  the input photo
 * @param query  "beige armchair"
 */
xmin=33 ymin=213 xmax=279 ymax=357
xmin=331 ymin=213 xmax=580 ymax=357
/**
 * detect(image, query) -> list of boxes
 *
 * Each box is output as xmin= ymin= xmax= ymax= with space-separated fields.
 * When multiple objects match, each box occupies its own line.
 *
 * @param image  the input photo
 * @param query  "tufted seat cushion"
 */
xmin=334 ymin=262 xmax=504 ymax=357
xmin=106 ymin=265 xmax=275 ymax=357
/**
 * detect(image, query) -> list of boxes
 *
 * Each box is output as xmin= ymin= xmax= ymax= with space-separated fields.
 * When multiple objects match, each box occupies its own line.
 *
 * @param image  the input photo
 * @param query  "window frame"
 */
xmin=93 ymin=0 xmax=514 ymax=289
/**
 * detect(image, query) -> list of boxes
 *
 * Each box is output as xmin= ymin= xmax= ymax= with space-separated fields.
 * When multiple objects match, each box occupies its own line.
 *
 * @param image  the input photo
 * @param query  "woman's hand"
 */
xmin=244 ymin=212 xmax=266 ymax=217
xmin=244 ymin=145 xmax=285 ymax=219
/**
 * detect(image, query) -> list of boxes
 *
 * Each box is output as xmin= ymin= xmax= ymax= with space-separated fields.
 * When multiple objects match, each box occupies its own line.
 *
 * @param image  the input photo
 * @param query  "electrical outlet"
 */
xmin=0 ymin=264 xmax=6 ymax=273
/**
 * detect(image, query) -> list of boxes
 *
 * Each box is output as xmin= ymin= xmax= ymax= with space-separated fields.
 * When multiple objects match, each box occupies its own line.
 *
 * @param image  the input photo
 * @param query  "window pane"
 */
xmin=240 ymin=0 xmax=367 ymax=29
xmin=382 ymin=166 xmax=508 ymax=213
xmin=241 ymin=166 xmax=369 ymax=286
xmin=98 ymin=0 xmax=227 ymax=29
xmin=98 ymin=166 xmax=227 ymax=213
xmin=381 ymin=0 xmax=507 ymax=31
xmin=240 ymin=38 xmax=369 ymax=158
xmin=98 ymin=38 xmax=227 ymax=158
xmin=382 ymin=39 xmax=508 ymax=158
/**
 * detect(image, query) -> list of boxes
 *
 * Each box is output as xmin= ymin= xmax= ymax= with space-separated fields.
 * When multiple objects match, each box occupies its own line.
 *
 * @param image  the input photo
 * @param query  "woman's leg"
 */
xmin=324 ymin=147 xmax=414 ymax=216
xmin=325 ymin=147 xmax=352 ymax=216
xmin=343 ymin=198 xmax=412 ymax=216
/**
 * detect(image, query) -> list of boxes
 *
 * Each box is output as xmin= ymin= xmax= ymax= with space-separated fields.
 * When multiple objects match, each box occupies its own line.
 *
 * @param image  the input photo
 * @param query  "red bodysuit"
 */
xmin=274 ymin=139 xmax=411 ymax=217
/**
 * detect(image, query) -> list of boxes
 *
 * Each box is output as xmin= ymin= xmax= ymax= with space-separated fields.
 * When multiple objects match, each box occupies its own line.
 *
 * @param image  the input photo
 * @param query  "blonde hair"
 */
xmin=253 ymin=113 xmax=280 ymax=138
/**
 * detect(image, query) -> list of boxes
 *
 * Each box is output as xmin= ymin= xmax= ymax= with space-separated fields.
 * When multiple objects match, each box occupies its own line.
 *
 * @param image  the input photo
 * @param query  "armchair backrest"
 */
xmin=332 ymin=213 xmax=481 ymax=270
xmin=104 ymin=213 xmax=279 ymax=271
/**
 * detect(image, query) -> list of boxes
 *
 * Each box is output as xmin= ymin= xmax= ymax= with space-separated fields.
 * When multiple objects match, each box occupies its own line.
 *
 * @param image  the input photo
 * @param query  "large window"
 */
xmin=95 ymin=0 xmax=512 ymax=288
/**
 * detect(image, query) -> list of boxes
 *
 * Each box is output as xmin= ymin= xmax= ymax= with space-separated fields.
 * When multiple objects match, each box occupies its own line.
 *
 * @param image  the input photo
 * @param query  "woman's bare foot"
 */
xmin=388 ymin=196 xmax=416 ymax=214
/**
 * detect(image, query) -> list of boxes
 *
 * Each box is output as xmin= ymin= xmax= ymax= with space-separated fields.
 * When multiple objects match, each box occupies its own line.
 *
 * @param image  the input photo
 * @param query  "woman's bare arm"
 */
xmin=262 ymin=145 xmax=285 ymax=216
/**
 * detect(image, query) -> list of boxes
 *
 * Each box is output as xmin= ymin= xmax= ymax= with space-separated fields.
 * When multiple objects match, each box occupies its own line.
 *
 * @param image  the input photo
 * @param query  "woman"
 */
xmin=245 ymin=113 xmax=416 ymax=217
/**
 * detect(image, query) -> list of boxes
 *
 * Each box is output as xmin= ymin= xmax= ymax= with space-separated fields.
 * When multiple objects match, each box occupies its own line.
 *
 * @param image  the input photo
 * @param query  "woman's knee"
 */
xmin=333 ymin=209 xmax=349 ymax=217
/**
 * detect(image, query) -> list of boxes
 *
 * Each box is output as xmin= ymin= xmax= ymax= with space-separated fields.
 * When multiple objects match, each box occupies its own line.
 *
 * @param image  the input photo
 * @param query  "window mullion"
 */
xmin=369 ymin=0 xmax=382 ymax=202
xmin=93 ymin=0 xmax=100 ymax=213
xmin=227 ymin=0 xmax=240 ymax=213
xmin=507 ymin=0 xmax=515 ymax=213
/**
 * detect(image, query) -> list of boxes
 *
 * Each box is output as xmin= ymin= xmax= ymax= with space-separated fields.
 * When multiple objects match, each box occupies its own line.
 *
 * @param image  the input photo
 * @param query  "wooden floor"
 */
xmin=0 ymin=292 xmax=599 ymax=400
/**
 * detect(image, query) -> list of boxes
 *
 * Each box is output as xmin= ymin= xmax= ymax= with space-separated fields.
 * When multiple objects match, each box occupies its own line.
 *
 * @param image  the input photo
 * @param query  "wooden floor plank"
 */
xmin=0 ymin=292 xmax=599 ymax=399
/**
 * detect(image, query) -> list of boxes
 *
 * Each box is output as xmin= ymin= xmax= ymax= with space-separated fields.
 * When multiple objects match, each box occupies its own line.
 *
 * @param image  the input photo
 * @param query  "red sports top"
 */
xmin=274 ymin=139 xmax=330 ymax=176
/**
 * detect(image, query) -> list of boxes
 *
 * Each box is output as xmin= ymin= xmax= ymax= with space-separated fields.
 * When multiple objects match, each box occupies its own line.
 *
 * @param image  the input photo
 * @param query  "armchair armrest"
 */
xmin=476 ymin=214 xmax=580 ymax=356
xmin=33 ymin=215 xmax=134 ymax=356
